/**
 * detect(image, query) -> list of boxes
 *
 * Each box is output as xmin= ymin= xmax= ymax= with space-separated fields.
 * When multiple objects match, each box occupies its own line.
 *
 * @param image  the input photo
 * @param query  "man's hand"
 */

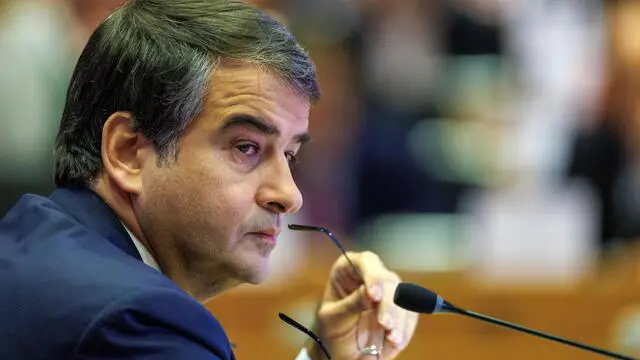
xmin=308 ymin=251 xmax=419 ymax=359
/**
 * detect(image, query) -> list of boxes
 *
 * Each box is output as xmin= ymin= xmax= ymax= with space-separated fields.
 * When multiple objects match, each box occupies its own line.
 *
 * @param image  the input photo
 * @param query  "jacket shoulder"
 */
xmin=76 ymin=286 xmax=234 ymax=359
xmin=0 ymin=194 xmax=233 ymax=359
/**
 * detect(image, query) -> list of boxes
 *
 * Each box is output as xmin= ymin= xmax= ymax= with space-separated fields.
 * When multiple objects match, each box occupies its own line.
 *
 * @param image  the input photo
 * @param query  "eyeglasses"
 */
xmin=288 ymin=224 xmax=386 ymax=358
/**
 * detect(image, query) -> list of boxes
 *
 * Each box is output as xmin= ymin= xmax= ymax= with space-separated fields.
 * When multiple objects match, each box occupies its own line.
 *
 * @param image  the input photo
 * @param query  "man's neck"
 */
xmin=92 ymin=177 xmax=158 ymax=258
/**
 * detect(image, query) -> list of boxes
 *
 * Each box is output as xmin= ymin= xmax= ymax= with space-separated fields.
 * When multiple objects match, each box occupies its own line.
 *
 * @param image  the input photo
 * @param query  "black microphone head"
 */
xmin=394 ymin=282 xmax=445 ymax=314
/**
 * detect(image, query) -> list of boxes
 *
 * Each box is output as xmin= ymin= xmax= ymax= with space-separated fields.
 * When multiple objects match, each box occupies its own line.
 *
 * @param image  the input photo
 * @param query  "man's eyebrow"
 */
xmin=219 ymin=114 xmax=311 ymax=144
xmin=220 ymin=114 xmax=279 ymax=136
xmin=294 ymin=132 xmax=311 ymax=145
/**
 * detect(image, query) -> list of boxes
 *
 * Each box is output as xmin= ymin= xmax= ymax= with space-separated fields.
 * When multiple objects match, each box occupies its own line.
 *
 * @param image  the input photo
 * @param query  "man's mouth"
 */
xmin=247 ymin=228 xmax=280 ymax=244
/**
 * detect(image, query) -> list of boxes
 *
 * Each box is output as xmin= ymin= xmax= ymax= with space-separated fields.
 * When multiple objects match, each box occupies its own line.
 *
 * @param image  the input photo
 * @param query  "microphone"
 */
xmin=394 ymin=282 xmax=637 ymax=360
xmin=278 ymin=312 xmax=332 ymax=360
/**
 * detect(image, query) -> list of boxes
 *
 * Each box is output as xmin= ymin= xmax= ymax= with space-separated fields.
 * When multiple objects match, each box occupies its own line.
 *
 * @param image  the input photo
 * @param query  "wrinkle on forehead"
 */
xmin=198 ymin=63 xmax=310 ymax=126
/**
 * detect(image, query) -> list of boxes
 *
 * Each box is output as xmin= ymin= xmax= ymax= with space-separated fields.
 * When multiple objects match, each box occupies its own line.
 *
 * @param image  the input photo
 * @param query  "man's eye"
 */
xmin=236 ymin=143 xmax=260 ymax=156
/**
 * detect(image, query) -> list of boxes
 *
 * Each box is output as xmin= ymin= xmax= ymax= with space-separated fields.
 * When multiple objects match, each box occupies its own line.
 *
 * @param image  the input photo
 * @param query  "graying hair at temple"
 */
xmin=53 ymin=0 xmax=320 ymax=188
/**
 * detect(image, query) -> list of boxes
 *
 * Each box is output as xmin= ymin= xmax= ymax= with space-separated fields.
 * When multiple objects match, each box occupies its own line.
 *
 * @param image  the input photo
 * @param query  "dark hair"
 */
xmin=54 ymin=0 xmax=320 ymax=187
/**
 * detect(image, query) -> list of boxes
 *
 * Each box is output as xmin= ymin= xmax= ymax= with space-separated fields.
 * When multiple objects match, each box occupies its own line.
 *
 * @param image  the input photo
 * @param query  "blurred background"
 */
xmin=1 ymin=0 xmax=640 ymax=358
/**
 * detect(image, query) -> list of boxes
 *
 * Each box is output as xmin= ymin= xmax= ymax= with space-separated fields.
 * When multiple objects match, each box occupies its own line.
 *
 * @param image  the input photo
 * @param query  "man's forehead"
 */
xmin=208 ymin=64 xmax=302 ymax=98
xmin=204 ymin=64 xmax=310 ymax=118
xmin=191 ymin=64 xmax=310 ymax=137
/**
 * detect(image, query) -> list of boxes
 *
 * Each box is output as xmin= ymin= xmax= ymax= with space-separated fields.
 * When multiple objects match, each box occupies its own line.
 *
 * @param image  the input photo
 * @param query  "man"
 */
xmin=0 ymin=0 xmax=418 ymax=359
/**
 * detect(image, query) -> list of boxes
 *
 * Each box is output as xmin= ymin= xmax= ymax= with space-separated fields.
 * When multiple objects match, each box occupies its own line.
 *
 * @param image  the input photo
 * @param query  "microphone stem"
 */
xmin=448 ymin=307 xmax=636 ymax=360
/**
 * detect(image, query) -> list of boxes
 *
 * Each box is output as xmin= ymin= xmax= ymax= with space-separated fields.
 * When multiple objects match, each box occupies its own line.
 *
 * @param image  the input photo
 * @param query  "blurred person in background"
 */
xmin=0 ymin=1 xmax=418 ymax=359
xmin=566 ymin=0 xmax=640 ymax=258
xmin=0 ymin=0 xmax=72 ymax=214
xmin=352 ymin=0 xmax=505 ymax=224
xmin=0 ymin=0 xmax=121 ymax=216
xmin=285 ymin=0 xmax=624 ymax=274
xmin=283 ymin=0 xmax=506 ymax=240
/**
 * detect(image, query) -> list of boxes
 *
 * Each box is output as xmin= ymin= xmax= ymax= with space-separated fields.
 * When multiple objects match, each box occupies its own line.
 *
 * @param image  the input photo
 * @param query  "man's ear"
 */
xmin=101 ymin=112 xmax=152 ymax=195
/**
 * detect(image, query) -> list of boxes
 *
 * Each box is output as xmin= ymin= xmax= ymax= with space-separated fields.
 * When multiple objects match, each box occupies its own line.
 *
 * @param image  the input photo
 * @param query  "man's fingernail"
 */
xmin=388 ymin=329 xmax=403 ymax=345
xmin=369 ymin=285 xmax=381 ymax=301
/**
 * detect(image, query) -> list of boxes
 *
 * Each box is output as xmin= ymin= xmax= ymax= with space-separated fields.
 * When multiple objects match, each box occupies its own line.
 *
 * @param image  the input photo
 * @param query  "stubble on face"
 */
xmin=134 ymin=63 xmax=310 ymax=301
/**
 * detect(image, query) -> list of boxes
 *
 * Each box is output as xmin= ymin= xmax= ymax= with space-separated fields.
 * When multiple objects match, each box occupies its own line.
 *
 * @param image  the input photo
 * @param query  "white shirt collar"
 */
xmin=121 ymin=223 xmax=161 ymax=272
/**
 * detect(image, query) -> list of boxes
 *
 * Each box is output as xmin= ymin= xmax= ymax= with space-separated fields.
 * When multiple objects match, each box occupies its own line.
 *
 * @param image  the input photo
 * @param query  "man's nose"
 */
xmin=256 ymin=158 xmax=303 ymax=214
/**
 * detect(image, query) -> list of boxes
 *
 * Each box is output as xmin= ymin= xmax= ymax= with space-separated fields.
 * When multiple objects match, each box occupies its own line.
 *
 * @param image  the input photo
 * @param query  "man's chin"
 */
xmin=235 ymin=261 xmax=271 ymax=285
xmin=245 ymin=267 xmax=270 ymax=285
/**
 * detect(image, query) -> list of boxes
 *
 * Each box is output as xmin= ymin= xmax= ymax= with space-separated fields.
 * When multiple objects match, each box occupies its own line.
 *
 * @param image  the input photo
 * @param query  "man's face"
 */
xmin=136 ymin=64 xmax=309 ymax=293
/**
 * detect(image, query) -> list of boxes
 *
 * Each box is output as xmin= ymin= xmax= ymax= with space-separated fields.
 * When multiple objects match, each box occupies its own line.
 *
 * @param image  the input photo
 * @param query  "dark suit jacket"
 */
xmin=0 ymin=187 xmax=236 ymax=359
